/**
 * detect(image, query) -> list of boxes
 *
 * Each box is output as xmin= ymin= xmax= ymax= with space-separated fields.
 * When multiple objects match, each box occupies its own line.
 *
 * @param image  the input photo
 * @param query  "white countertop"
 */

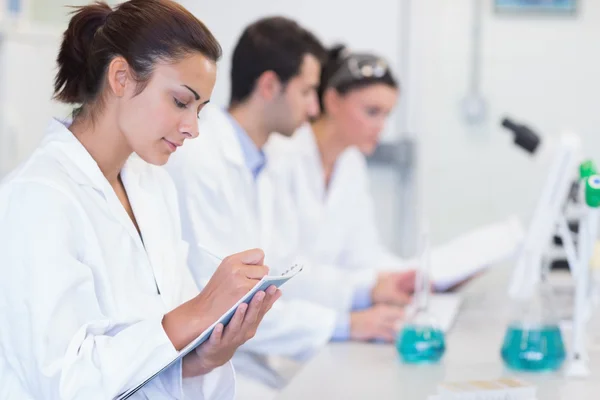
xmin=277 ymin=264 xmax=600 ymax=399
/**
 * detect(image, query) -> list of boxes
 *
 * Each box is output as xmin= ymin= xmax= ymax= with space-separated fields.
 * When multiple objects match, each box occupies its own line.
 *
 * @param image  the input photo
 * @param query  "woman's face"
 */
xmin=117 ymin=52 xmax=217 ymax=166
xmin=328 ymin=83 xmax=398 ymax=155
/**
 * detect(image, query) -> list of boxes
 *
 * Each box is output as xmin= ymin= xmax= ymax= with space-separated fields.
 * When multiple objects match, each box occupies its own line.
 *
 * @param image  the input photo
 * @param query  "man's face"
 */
xmin=270 ymin=54 xmax=321 ymax=136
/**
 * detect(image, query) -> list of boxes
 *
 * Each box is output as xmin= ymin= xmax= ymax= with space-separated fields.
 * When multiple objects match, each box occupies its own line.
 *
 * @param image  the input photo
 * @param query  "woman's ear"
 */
xmin=106 ymin=56 xmax=132 ymax=98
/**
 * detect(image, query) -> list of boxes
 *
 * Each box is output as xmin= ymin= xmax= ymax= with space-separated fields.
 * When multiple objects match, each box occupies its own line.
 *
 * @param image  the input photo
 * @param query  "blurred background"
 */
xmin=0 ymin=0 xmax=598 ymax=255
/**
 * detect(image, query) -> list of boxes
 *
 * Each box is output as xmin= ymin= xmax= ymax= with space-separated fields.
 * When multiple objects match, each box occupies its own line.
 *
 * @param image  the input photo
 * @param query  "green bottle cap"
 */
xmin=585 ymin=175 xmax=600 ymax=208
xmin=580 ymin=160 xmax=597 ymax=180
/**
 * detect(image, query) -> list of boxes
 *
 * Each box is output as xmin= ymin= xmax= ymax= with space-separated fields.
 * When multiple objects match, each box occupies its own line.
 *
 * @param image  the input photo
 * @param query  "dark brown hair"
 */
xmin=229 ymin=16 xmax=326 ymax=105
xmin=54 ymin=0 xmax=221 ymax=116
xmin=318 ymin=45 xmax=398 ymax=113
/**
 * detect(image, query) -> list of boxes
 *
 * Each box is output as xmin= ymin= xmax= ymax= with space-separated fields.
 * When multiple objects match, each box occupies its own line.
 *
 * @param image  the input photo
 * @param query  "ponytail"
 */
xmin=54 ymin=2 xmax=111 ymax=104
xmin=317 ymin=43 xmax=349 ymax=112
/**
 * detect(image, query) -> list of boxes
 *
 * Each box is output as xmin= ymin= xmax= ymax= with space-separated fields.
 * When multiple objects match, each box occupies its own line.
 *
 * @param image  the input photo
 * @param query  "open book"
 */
xmin=116 ymin=264 xmax=304 ymax=400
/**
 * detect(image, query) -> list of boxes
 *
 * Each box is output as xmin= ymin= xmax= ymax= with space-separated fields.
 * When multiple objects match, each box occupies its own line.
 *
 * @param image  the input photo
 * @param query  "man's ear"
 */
xmin=255 ymin=70 xmax=282 ymax=101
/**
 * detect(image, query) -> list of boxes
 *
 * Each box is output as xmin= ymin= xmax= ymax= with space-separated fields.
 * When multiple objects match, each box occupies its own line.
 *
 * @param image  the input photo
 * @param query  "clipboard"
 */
xmin=115 ymin=264 xmax=303 ymax=399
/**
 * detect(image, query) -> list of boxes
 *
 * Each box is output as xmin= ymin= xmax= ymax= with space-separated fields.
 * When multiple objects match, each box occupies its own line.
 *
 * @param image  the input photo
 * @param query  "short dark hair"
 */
xmin=318 ymin=45 xmax=399 ymax=113
xmin=229 ymin=16 xmax=326 ymax=105
xmin=54 ymin=0 xmax=221 ymax=116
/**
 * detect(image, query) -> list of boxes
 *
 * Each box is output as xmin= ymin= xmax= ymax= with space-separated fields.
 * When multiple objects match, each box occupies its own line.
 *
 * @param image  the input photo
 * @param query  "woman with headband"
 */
xmin=267 ymin=45 xmax=416 ymax=285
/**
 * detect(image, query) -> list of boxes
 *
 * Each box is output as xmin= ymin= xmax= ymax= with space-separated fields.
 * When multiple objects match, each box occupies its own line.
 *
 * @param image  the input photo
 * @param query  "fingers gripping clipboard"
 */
xmin=115 ymin=264 xmax=303 ymax=399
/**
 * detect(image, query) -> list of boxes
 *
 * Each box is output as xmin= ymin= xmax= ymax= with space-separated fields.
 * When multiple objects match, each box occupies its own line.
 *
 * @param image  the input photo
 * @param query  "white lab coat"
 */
xmin=265 ymin=124 xmax=410 ymax=273
xmin=0 ymin=119 xmax=235 ymax=400
xmin=0 ymin=345 xmax=33 ymax=400
xmin=166 ymin=105 xmax=350 ymax=398
xmin=165 ymin=105 xmax=344 ymax=355
xmin=166 ymin=105 xmax=375 ymax=314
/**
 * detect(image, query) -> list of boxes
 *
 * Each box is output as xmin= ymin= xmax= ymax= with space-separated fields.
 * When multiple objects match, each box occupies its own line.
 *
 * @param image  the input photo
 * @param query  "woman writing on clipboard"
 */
xmin=0 ymin=1 xmax=279 ymax=399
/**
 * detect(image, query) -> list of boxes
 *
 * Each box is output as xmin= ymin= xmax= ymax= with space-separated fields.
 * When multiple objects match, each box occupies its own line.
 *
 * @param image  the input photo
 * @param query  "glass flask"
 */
xmin=501 ymin=280 xmax=566 ymax=372
xmin=396 ymin=236 xmax=446 ymax=364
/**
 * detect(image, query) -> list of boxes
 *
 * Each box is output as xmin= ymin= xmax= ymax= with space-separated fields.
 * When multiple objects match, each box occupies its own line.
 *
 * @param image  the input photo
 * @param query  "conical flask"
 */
xmin=501 ymin=279 xmax=566 ymax=372
xmin=396 ymin=235 xmax=446 ymax=363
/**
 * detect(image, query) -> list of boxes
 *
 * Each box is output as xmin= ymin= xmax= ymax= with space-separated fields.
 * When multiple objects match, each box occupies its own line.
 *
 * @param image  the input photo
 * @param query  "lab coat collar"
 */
xmin=42 ymin=118 xmax=110 ymax=190
xmin=41 ymin=119 xmax=183 ymax=305
xmin=43 ymin=118 xmax=145 ymax=192
xmin=293 ymin=123 xmax=320 ymax=158
xmin=204 ymin=107 xmax=247 ymax=168
xmin=291 ymin=124 xmax=324 ymax=183
xmin=227 ymin=113 xmax=267 ymax=179
xmin=43 ymin=119 xmax=152 ymax=252
xmin=291 ymin=123 xmax=344 ymax=202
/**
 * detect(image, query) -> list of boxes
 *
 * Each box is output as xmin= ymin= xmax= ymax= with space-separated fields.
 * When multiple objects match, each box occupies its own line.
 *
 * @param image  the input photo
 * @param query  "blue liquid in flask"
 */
xmin=396 ymin=324 xmax=446 ymax=363
xmin=500 ymin=323 xmax=566 ymax=372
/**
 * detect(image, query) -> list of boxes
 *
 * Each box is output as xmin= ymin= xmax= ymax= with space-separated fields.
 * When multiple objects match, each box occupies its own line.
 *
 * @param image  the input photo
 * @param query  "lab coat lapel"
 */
xmin=297 ymin=126 xmax=345 ymax=258
xmin=294 ymin=126 xmax=325 ymax=202
xmin=47 ymin=120 xmax=147 ymax=254
xmin=295 ymin=126 xmax=328 ymax=230
xmin=121 ymin=157 xmax=180 ymax=309
xmin=102 ymin=169 xmax=148 ymax=255
xmin=256 ymin=170 xmax=274 ymax=248
xmin=205 ymin=107 xmax=276 ymax=248
xmin=209 ymin=109 xmax=255 ymax=211
xmin=205 ymin=107 xmax=246 ymax=169
xmin=46 ymin=120 xmax=172 ymax=307
xmin=258 ymin=161 xmax=303 ymax=267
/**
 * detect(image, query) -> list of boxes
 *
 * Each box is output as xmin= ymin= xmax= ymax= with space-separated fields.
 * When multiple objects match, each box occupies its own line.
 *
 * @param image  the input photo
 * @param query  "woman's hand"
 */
xmin=182 ymin=285 xmax=281 ymax=376
xmin=162 ymin=249 xmax=276 ymax=352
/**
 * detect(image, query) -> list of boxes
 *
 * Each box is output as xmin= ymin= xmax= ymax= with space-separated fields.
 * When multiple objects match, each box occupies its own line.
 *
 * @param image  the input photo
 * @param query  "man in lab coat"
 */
xmin=166 ymin=16 xmax=413 ymax=398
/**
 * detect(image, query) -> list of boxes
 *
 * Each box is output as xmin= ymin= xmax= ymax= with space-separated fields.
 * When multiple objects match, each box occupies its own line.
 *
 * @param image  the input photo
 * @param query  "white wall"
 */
xmin=411 ymin=0 xmax=600 ymax=243
xmin=0 ymin=25 xmax=67 ymax=175
xmin=29 ymin=0 xmax=115 ymax=24
xmin=0 ymin=0 xmax=120 ymax=23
